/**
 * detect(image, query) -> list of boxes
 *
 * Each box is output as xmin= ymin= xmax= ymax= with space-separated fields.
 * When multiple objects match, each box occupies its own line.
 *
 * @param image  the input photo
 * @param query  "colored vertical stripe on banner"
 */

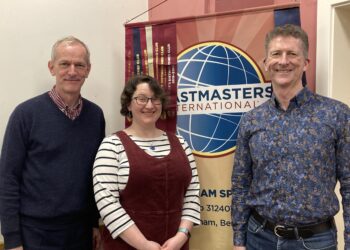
xmin=274 ymin=7 xmax=306 ymax=85
xmin=139 ymin=26 xmax=147 ymax=75
xmin=274 ymin=7 xmax=300 ymax=26
xmin=125 ymin=27 xmax=134 ymax=80
xmin=145 ymin=26 xmax=154 ymax=77
xmin=132 ymin=28 xmax=142 ymax=75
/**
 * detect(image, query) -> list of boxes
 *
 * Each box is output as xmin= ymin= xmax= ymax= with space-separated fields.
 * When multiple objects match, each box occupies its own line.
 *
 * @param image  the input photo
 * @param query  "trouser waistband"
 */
xmin=251 ymin=210 xmax=334 ymax=239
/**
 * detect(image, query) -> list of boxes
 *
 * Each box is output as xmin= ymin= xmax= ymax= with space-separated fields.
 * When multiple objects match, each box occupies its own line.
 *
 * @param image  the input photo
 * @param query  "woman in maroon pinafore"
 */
xmin=93 ymin=75 xmax=201 ymax=250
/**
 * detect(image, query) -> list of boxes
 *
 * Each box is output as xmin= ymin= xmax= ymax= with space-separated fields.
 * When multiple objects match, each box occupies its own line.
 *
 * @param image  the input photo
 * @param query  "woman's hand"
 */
xmin=143 ymin=240 xmax=162 ymax=250
xmin=161 ymin=232 xmax=188 ymax=250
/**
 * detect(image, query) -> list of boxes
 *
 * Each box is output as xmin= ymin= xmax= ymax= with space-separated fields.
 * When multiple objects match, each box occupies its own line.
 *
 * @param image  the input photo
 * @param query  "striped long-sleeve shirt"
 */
xmin=93 ymin=133 xmax=201 ymax=239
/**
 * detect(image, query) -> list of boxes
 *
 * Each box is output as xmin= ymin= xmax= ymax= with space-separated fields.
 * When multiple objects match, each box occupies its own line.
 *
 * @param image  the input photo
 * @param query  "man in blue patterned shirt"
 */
xmin=231 ymin=24 xmax=350 ymax=250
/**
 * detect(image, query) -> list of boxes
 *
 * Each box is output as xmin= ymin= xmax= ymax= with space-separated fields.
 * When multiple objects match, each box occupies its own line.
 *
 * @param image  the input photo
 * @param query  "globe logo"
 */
xmin=177 ymin=41 xmax=268 ymax=157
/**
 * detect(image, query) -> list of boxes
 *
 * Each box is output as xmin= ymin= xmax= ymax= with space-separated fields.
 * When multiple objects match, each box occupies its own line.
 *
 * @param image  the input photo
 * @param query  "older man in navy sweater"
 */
xmin=0 ymin=36 xmax=105 ymax=250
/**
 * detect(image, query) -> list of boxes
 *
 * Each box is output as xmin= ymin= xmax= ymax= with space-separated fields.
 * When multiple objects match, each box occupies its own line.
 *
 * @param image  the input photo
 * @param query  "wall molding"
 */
xmin=316 ymin=0 xmax=350 ymax=97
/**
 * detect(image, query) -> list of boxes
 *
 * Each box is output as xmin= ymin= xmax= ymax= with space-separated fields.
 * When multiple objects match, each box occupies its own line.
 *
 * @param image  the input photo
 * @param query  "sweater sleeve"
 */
xmin=336 ymin=104 xmax=350 ymax=248
xmin=177 ymin=136 xmax=201 ymax=225
xmin=91 ymin=109 xmax=106 ymax=228
xmin=0 ymin=107 xmax=29 ymax=249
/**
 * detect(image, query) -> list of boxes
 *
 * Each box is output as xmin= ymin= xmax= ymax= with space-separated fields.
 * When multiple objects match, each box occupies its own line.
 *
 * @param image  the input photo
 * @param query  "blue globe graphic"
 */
xmin=177 ymin=42 xmax=264 ymax=157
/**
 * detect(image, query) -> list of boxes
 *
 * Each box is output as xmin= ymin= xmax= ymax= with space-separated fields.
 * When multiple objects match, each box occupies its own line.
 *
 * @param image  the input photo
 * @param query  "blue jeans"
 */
xmin=246 ymin=215 xmax=338 ymax=250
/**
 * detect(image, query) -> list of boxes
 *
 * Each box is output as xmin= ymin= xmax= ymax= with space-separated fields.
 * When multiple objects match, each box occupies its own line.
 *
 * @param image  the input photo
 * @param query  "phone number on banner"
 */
xmin=200 ymin=204 xmax=231 ymax=212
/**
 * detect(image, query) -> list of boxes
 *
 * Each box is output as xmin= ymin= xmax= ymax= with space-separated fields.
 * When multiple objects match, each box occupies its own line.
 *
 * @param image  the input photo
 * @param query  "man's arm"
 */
xmin=231 ymin=114 xmax=253 ymax=247
xmin=336 ymin=105 xmax=350 ymax=248
xmin=0 ymin=108 xmax=28 ymax=249
xmin=91 ymin=111 xmax=105 ymax=250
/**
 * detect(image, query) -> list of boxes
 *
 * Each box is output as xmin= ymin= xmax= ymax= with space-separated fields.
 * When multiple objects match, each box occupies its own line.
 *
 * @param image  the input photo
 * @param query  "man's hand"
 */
xmin=8 ymin=247 xmax=24 ymax=250
xmin=233 ymin=246 xmax=246 ymax=250
xmin=93 ymin=227 xmax=102 ymax=250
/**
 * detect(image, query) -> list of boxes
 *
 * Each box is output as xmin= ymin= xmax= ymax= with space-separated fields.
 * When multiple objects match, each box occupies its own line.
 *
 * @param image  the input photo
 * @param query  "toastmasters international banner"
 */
xmin=125 ymin=5 xmax=300 ymax=249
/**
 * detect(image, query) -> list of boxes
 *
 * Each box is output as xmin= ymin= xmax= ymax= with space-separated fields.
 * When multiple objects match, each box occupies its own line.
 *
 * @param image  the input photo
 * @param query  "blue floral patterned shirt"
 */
xmin=231 ymin=87 xmax=350 ymax=247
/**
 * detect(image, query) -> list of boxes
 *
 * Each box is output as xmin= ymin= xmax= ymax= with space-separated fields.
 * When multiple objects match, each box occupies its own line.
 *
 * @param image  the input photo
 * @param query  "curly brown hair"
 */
xmin=120 ymin=75 xmax=168 ymax=117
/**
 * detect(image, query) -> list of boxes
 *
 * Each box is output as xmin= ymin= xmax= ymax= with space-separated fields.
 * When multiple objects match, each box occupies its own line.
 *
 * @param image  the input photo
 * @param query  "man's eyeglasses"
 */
xmin=133 ymin=95 xmax=161 ymax=105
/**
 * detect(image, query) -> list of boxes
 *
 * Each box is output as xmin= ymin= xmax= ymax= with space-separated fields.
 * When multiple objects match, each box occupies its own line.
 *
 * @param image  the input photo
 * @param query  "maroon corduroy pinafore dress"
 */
xmin=102 ymin=131 xmax=192 ymax=250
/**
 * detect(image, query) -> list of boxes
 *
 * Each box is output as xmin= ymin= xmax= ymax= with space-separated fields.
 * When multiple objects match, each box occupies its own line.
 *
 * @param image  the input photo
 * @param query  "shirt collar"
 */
xmin=270 ymin=87 xmax=312 ymax=110
xmin=49 ymin=86 xmax=82 ymax=111
xmin=48 ymin=86 xmax=83 ymax=120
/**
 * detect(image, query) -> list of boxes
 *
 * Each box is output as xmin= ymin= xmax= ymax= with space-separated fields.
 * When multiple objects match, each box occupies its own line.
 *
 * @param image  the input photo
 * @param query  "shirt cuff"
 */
xmin=233 ymin=231 xmax=246 ymax=246
xmin=4 ymin=232 xmax=22 ymax=249
xmin=344 ymin=232 xmax=350 ymax=250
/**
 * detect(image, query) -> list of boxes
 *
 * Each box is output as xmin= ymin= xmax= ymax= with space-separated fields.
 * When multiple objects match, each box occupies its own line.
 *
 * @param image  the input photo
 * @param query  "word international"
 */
xmin=177 ymin=83 xmax=271 ymax=115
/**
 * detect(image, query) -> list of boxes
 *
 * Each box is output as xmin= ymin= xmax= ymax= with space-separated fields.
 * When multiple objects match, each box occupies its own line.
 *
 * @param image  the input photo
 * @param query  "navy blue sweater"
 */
xmin=0 ymin=93 xmax=105 ymax=248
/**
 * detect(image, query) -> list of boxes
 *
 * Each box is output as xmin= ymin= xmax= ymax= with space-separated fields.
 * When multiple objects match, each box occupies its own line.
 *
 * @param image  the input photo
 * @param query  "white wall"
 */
xmin=0 ymin=0 xmax=148 ymax=242
xmin=317 ymin=1 xmax=350 ymax=249
xmin=316 ymin=0 xmax=350 ymax=100
xmin=0 ymin=0 xmax=148 ymax=147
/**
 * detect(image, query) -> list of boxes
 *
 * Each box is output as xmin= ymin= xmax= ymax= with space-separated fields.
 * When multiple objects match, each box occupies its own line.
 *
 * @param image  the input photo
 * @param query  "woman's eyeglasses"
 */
xmin=133 ymin=95 xmax=161 ymax=105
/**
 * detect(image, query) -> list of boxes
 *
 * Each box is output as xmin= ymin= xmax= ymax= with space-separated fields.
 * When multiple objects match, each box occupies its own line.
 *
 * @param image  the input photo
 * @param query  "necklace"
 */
xmin=149 ymin=140 xmax=156 ymax=150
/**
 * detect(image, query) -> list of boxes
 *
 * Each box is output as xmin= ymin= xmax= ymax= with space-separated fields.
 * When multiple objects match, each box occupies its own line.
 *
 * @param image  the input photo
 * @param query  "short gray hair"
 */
xmin=51 ymin=36 xmax=90 ymax=64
